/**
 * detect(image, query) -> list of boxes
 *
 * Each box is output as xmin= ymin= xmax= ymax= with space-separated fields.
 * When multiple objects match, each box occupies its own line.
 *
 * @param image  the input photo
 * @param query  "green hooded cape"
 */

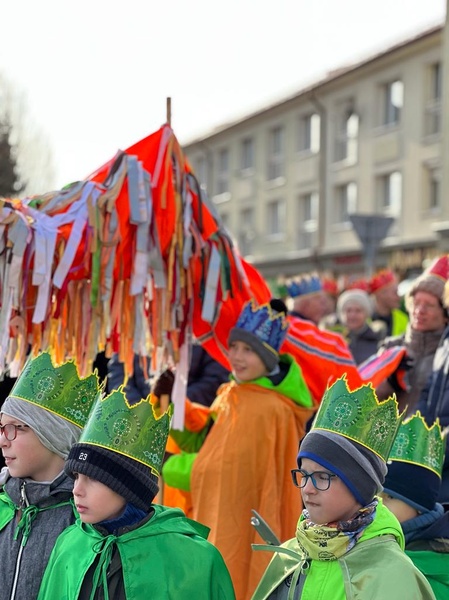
xmin=38 ymin=504 xmax=235 ymax=600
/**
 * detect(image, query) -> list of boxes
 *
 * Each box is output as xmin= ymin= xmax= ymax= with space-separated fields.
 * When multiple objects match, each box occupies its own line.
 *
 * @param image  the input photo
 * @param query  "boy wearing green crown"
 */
xmin=251 ymin=377 xmax=436 ymax=600
xmin=37 ymin=386 xmax=236 ymax=600
xmin=381 ymin=412 xmax=449 ymax=599
xmin=0 ymin=352 xmax=101 ymax=600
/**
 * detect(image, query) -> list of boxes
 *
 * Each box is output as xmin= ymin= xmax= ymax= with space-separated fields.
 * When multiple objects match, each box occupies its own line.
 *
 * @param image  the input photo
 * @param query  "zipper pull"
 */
xmin=20 ymin=481 xmax=29 ymax=508
xmin=15 ymin=482 xmax=27 ymax=526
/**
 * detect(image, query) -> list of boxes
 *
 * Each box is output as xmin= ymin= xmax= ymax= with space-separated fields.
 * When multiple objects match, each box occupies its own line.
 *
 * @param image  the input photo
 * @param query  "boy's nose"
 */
xmin=73 ymin=480 xmax=84 ymax=496
xmin=302 ymin=477 xmax=317 ymax=493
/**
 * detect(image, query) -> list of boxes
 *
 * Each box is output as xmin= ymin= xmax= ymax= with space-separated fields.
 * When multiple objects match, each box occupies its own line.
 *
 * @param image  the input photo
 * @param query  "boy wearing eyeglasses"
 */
xmin=0 ymin=352 xmax=99 ymax=600
xmin=251 ymin=377 xmax=436 ymax=600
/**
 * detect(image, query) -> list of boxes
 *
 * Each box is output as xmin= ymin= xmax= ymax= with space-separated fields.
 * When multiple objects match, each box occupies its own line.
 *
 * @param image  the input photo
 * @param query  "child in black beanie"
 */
xmin=37 ymin=387 xmax=235 ymax=600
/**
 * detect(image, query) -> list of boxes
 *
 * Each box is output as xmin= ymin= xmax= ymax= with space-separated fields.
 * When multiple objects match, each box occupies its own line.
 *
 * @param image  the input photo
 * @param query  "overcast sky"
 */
xmin=1 ymin=0 xmax=446 ymax=190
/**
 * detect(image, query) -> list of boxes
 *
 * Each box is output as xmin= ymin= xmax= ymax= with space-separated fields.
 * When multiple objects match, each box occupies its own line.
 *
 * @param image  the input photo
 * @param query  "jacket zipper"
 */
xmin=9 ymin=482 xmax=29 ymax=600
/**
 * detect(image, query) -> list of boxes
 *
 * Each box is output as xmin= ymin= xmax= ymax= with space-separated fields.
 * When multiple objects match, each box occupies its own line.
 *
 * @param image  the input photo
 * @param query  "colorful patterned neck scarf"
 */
xmin=296 ymin=499 xmax=378 ymax=561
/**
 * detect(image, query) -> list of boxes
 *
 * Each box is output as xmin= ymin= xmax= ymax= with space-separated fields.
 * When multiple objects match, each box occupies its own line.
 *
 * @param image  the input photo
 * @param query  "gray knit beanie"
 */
xmin=298 ymin=430 xmax=387 ymax=506
xmin=227 ymin=329 xmax=279 ymax=372
xmin=2 ymin=397 xmax=82 ymax=459
xmin=406 ymin=255 xmax=449 ymax=310
xmin=65 ymin=444 xmax=159 ymax=511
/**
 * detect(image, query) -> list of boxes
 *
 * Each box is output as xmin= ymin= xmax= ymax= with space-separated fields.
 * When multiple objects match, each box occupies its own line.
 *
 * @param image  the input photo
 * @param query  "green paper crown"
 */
xmin=8 ymin=351 xmax=101 ymax=428
xmin=312 ymin=376 xmax=405 ymax=461
xmin=388 ymin=412 xmax=445 ymax=477
xmin=79 ymin=387 xmax=173 ymax=476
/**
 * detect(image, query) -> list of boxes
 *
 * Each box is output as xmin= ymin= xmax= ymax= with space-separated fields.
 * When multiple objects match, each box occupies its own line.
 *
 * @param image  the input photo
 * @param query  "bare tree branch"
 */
xmin=0 ymin=72 xmax=55 ymax=197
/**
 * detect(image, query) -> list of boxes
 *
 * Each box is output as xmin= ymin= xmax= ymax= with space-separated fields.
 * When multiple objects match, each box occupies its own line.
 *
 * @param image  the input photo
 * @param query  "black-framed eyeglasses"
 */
xmin=0 ymin=423 xmax=30 ymax=441
xmin=291 ymin=468 xmax=337 ymax=491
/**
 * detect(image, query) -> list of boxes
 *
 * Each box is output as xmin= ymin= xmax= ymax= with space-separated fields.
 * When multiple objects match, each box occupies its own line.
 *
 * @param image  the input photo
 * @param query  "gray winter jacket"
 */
xmin=0 ymin=471 xmax=76 ymax=600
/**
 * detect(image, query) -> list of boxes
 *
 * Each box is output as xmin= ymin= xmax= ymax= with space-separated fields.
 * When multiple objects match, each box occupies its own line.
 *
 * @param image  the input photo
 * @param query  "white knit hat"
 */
xmin=336 ymin=289 xmax=372 ymax=321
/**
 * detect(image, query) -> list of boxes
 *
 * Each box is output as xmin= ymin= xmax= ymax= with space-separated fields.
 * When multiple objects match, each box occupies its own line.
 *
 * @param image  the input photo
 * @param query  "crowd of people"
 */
xmin=1 ymin=256 xmax=449 ymax=599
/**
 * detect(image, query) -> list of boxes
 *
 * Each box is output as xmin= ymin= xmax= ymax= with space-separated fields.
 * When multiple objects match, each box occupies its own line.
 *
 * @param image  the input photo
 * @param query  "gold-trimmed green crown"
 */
xmin=7 ymin=351 xmax=101 ymax=428
xmin=79 ymin=387 xmax=173 ymax=476
xmin=312 ymin=376 xmax=405 ymax=461
xmin=388 ymin=412 xmax=445 ymax=478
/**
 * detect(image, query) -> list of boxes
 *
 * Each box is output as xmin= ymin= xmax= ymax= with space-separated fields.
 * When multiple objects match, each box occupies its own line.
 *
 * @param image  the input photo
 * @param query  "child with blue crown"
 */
xmin=251 ymin=376 xmax=436 ymax=599
xmin=37 ymin=385 xmax=235 ymax=600
xmin=179 ymin=298 xmax=315 ymax=600
xmin=0 ymin=352 xmax=101 ymax=600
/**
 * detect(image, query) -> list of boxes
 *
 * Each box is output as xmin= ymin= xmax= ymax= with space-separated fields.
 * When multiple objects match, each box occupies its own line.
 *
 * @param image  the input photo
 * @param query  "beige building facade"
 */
xmin=184 ymin=23 xmax=448 ymax=282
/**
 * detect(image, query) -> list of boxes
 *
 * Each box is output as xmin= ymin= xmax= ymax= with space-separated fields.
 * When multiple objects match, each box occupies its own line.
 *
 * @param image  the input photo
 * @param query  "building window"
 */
xmin=378 ymin=171 xmax=402 ymax=215
xmin=424 ymin=166 xmax=441 ymax=211
xmin=298 ymin=192 xmax=318 ymax=249
xmin=240 ymin=137 xmax=254 ymax=171
xmin=297 ymin=113 xmax=320 ymax=153
xmin=301 ymin=191 xmax=318 ymax=222
xmin=335 ymin=182 xmax=357 ymax=223
xmin=424 ymin=63 xmax=442 ymax=136
xmin=266 ymin=199 xmax=286 ymax=237
xmin=431 ymin=62 xmax=442 ymax=100
xmin=216 ymin=148 xmax=229 ymax=195
xmin=238 ymin=207 xmax=255 ymax=255
xmin=267 ymin=126 xmax=284 ymax=181
xmin=382 ymin=80 xmax=403 ymax=126
xmin=335 ymin=109 xmax=359 ymax=163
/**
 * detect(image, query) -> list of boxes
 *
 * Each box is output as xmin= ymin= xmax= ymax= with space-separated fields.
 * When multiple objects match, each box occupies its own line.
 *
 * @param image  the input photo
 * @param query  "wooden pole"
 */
xmin=166 ymin=97 xmax=172 ymax=126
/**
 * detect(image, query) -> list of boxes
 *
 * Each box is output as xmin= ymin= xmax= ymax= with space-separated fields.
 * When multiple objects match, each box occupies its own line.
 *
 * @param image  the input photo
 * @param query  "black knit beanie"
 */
xmin=383 ymin=460 xmax=440 ymax=512
xmin=65 ymin=444 xmax=159 ymax=511
xmin=298 ymin=430 xmax=387 ymax=506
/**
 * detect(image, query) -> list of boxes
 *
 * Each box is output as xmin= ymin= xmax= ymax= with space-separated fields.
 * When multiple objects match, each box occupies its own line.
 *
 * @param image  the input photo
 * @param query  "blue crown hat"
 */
xmin=228 ymin=298 xmax=289 ymax=371
xmin=234 ymin=299 xmax=288 ymax=351
xmin=286 ymin=274 xmax=322 ymax=298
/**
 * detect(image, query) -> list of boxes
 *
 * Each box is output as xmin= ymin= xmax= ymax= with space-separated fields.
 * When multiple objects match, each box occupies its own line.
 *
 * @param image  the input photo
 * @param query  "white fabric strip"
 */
xmin=201 ymin=244 xmax=221 ymax=323
xmin=171 ymin=341 xmax=189 ymax=430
